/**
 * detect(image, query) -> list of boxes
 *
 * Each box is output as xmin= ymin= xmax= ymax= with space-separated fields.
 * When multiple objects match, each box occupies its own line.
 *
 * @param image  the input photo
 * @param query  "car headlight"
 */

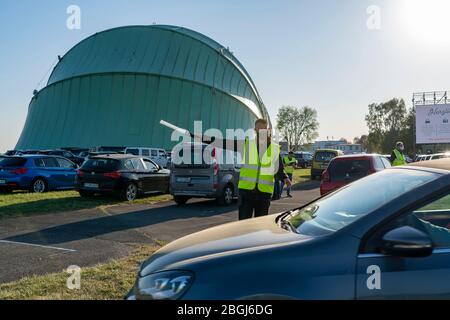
xmin=135 ymin=270 xmax=194 ymax=300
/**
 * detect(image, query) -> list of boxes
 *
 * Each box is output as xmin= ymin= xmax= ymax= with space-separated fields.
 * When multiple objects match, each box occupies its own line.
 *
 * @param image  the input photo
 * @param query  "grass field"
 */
xmin=0 ymin=245 xmax=160 ymax=300
xmin=0 ymin=191 xmax=172 ymax=220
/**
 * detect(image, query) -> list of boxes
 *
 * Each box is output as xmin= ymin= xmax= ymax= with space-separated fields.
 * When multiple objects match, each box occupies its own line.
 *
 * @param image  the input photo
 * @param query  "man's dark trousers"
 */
xmin=238 ymin=189 xmax=272 ymax=220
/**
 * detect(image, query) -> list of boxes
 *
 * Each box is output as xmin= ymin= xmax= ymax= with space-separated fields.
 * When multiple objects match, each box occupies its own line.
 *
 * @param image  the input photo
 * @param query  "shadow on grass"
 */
xmin=0 ymin=195 xmax=122 ymax=220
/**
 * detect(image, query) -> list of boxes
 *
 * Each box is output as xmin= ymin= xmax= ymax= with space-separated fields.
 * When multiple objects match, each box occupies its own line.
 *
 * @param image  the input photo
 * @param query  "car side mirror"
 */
xmin=381 ymin=226 xmax=434 ymax=258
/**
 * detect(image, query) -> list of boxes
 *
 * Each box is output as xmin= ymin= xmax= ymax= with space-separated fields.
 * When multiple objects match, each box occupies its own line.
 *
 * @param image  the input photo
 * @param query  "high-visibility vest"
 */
xmin=238 ymin=139 xmax=281 ymax=194
xmin=393 ymin=149 xmax=406 ymax=166
xmin=283 ymin=156 xmax=296 ymax=174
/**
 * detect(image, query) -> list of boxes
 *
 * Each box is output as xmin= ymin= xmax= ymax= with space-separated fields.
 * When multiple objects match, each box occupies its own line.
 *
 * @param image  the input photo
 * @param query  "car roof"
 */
xmin=406 ymin=158 xmax=450 ymax=172
xmin=91 ymin=154 xmax=139 ymax=160
xmin=333 ymin=154 xmax=379 ymax=160
xmin=314 ymin=149 xmax=341 ymax=153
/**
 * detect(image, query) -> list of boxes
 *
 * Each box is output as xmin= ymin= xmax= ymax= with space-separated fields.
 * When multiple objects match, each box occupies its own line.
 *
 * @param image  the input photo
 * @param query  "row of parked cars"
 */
xmin=312 ymin=149 xmax=450 ymax=197
xmin=0 ymin=144 xmax=238 ymax=205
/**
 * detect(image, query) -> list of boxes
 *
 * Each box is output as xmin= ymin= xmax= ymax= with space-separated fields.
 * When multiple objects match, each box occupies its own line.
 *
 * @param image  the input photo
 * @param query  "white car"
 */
xmin=125 ymin=147 xmax=169 ymax=168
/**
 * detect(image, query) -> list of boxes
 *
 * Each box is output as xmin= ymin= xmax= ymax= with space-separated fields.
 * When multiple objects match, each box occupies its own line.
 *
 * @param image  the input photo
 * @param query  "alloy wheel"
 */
xmin=126 ymin=184 xmax=137 ymax=201
xmin=33 ymin=179 xmax=46 ymax=193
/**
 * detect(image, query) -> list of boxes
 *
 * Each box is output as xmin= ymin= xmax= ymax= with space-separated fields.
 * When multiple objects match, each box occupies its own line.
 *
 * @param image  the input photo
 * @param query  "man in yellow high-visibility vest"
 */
xmin=238 ymin=119 xmax=292 ymax=220
xmin=282 ymin=152 xmax=297 ymax=198
xmin=391 ymin=141 xmax=407 ymax=166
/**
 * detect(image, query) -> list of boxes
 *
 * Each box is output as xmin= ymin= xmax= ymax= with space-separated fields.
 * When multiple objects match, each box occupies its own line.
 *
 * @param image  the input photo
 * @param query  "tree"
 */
xmin=276 ymin=106 xmax=319 ymax=152
xmin=354 ymin=135 xmax=369 ymax=151
xmin=365 ymin=98 xmax=415 ymax=154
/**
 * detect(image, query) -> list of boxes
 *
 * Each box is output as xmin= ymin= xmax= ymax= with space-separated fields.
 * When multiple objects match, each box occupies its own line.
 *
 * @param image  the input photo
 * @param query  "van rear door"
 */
xmin=170 ymin=145 xmax=215 ymax=196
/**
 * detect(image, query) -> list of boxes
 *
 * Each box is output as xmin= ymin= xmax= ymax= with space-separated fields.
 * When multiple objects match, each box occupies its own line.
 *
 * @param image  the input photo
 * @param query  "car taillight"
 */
xmin=103 ymin=171 xmax=122 ymax=179
xmin=322 ymin=170 xmax=330 ymax=182
xmin=77 ymin=170 xmax=85 ymax=177
xmin=10 ymin=168 xmax=28 ymax=175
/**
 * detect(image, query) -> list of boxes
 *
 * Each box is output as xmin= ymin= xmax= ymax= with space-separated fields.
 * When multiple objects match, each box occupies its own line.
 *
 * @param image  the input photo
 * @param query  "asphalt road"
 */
xmin=0 ymin=182 xmax=320 ymax=283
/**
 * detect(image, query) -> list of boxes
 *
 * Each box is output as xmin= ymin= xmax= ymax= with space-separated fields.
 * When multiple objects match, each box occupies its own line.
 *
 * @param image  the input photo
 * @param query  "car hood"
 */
xmin=140 ymin=214 xmax=311 ymax=276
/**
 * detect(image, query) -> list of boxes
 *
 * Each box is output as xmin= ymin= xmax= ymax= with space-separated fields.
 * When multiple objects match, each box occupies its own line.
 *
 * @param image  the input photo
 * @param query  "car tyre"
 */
xmin=30 ymin=178 xmax=47 ymax=193
xmin=174 ymin=196 xmax=189 ymax=206
xmin=122 ymin=183 xmax=138 ymax=201
xmin=0 ymin=187 xmax=12 ymax=194
xmin=79 ymin=190 xmax=95 ymax=197
xmin=218 ymin=184 xmax=234 ymax=206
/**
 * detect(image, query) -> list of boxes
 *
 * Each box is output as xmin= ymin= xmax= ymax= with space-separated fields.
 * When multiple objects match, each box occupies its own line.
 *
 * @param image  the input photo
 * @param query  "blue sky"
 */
xmin=1 ymin=0 xmax=450 ymax=151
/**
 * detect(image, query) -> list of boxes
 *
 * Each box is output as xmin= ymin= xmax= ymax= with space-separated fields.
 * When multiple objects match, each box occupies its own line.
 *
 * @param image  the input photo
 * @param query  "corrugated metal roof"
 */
xmin=47 ymin=25 xmax=268 ymax=120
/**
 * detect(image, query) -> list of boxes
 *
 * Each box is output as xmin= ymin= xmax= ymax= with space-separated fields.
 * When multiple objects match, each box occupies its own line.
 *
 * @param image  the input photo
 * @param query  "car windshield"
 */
xmin=286 ymin=169 xmax=439 ymax=236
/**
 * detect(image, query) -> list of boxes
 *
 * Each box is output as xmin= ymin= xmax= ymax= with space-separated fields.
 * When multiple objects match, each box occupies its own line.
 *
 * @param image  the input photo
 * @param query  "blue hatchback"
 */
xmin=0 ymin=155 xmax=78 ymax=193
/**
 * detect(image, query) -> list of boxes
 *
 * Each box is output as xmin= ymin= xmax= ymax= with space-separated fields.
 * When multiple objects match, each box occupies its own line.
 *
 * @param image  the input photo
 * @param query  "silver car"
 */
xmin=170 ymin=143 xmax=240 ymax=206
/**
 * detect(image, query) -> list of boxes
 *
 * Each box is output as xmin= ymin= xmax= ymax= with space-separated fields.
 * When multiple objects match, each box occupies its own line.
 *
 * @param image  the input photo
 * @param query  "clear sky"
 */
xmin=1 ymin=0 xmax=450 ymax=152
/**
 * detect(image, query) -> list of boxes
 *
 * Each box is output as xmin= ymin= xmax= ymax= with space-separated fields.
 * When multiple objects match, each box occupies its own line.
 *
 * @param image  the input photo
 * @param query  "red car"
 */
xmin=320 ymin=154 xmax=391 ymax=196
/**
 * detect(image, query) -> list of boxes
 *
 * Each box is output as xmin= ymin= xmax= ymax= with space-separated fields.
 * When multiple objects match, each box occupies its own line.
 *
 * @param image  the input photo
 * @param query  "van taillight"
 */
xmin=213 ymin=163 xmax=219 ymax=176
xmin=322 ymin=170 xmax=330 ymax=182
xmin=77 ymin=170 xmax=85 ymax=177
xmin=103 ymin=171 xmax=122 ymax=179
xmin=10 ymin=168 xmax=28 ymax=175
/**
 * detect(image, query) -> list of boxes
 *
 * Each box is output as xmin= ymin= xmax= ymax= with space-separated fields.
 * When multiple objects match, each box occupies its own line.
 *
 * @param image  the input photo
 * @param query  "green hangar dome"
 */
xmin=16 ymin=25 xmax=270 ymax=150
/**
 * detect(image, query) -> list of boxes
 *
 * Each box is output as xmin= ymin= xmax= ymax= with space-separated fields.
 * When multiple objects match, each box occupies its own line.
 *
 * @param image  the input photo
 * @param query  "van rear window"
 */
xmin=315 ymin=152 xmax=336 ymax=162
xmin=0 ymin=157 xmax=27 ymax=167
xmin=329 ymin=159 xmax=371 ymax=181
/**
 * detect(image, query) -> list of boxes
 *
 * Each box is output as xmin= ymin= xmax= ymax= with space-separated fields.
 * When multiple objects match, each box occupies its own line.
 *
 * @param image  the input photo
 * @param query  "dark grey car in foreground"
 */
xmin=129 ymin=159 xmax=450 ymax=300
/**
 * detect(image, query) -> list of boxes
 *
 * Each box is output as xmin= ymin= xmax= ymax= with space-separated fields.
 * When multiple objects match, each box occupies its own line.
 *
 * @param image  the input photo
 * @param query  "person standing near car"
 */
xmin=238 ymin=119 xmax=292 ymax=220
xmin=282 ymin=151 xmax=297 ymax=198
xmin=391 ymin=141 xmax=407 ymax=166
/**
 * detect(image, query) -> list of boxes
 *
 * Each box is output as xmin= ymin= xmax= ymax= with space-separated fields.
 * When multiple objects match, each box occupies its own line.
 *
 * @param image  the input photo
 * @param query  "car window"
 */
xmin=328 ymin=159 xmax=371 ymax=181
xmin=126 ymin=149 xmax=139 ymax=156
xmin=0 ymin=157 xmax=27 ymax=167
xmin=142 ymin=149 xmax=150 ymax=157
xmin=315 ymin=152 xmax=336 ymax=162
xmin=131 ymin=158 xmax=145 ymax=171
xmin=124 ymin=160 xmax=135 ymax=170
xmin=158 ymin=150 xmax=166 ymax=157
xmin=381 ymin=157 xmax=392 ymax=168
xmin=63 ymin=152 xmax=72 ymax=158
xmin=143 ymin=159 xmax=158 ymax=171
xmin=56 ymin=158 xmax=74 ymax=168
xmin=82 ymin=159 xmax=120 ymax=172
xmin=34 ymin=158 xmax=45 ymax=167
xmin=366 ymin=193 xmax=450 ymax=252
xmin=374 ymin=157 xmax=384 ymax=170
xmin=151 ymin=150 xmax=158 ymax=157
xmin=43 ymin=157 xmax=59 ymax=168
xmin=288 ymin=169 xmax=439 ymax=236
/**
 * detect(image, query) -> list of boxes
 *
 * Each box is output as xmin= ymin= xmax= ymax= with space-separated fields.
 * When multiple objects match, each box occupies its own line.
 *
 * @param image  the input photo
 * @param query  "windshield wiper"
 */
xmin=278 ymin=219 xmax=298 ymax=233
xmin=275 ymin=209 xmax=297 ymax=223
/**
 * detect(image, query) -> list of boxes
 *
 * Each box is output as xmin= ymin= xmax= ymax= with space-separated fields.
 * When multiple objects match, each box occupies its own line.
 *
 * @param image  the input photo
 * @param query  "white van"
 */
xmin=125 ymin=147 xmax=169 ymax=168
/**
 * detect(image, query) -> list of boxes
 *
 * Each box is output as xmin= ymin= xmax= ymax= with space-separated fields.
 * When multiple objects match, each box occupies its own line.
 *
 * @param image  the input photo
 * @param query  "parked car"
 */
xmin=311 ymin=149 xmax=344 ymax=180
xmin=0 ymin=155 xmax=78 ymax=193
xmin=294 ymin=152 xmax=313 ymax=168
xmin=76 ymin=154 xmax=170 ymax=201
xmin=320 ymin=154 xmax=391 ymax=196
xmin=125 ymin=147 xmax=169 ymax=168
xmin=170 ymin=143 xmax=240 ymax=206
xmin=430 ymin=153 xmax=450 ymax=160
xmin=95 ymin=146 xmax=126 ymax=153
xmin=39 ymin=149 xmax=85 ymax=166
xmin=128 ymin=159 xmax=450 ymax=300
